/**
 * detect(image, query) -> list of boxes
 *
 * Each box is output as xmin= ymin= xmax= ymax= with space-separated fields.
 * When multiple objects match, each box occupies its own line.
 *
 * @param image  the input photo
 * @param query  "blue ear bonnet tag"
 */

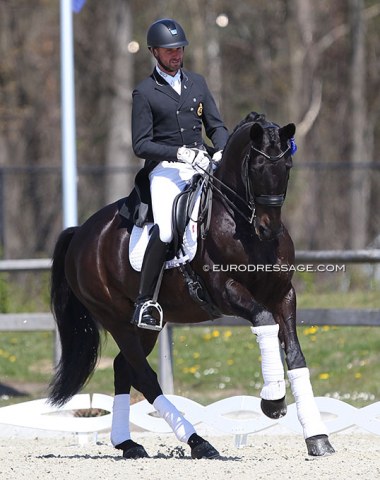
xmin=289 ymin=137 xmax=297 ymax=155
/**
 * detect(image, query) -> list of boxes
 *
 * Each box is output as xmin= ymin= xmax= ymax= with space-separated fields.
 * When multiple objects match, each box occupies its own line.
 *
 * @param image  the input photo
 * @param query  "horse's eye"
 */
xmin=252 ymin=160 xmax=265 ymax=173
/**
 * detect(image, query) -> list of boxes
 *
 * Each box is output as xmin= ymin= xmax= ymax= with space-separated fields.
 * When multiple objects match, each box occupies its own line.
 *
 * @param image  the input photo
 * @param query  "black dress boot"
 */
xmin=131 ymin=226 xmax=169 ymax=330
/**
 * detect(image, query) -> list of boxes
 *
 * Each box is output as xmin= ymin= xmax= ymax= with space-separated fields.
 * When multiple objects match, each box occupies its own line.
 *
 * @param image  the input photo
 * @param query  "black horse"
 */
xmin=49 ymin=112 xmax=334 ymax=459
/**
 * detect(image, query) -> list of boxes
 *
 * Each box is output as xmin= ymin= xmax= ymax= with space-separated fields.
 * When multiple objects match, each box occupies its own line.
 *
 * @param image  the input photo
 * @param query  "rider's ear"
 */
xmin=250 ymin=123 xmax=264 ymax=145
xmin=279 ymin=123 xmax=296 ymax=141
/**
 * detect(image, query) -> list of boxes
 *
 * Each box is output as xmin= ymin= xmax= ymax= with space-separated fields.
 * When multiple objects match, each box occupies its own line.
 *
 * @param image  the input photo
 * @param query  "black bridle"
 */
xmin=196 ymin=141 xmax=292 ymax=237
xmin=245 ymin=143 xmax=291 ymax=209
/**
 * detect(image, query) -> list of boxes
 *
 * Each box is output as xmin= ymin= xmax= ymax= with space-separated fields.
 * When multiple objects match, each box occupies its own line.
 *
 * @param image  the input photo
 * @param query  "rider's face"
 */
xmin=152 ymin=47 xmax=184 ymax=75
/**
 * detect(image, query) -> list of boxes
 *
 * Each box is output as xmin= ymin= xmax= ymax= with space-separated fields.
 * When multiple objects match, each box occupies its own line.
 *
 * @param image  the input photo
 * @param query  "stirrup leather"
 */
xmin=136 ymin=300 xmax=163 ymax=331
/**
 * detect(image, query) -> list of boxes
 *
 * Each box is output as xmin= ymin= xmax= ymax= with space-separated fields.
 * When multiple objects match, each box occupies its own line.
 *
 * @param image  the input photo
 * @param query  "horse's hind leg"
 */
xmin=111 ymin=327 xmax=219 ymax=459
xmin=278 ymin=287 xmax=335 ymax=456
xmin=111 ymin=352 xmax=149 ymax=459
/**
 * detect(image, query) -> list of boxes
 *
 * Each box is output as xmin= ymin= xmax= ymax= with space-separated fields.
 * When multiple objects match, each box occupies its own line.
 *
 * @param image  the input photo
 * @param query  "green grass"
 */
xmin=297 ymin=290 xmax=380 ymax=309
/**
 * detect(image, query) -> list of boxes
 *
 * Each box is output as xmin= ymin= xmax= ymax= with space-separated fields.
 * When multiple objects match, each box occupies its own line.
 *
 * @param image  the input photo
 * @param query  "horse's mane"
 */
xmin=230 ymin=112 xmax=267 ymax=136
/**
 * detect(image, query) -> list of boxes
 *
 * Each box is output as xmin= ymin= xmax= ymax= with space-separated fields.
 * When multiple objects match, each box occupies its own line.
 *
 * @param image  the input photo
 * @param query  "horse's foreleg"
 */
xmin=224 ymin=279 xmax=287 ymax=417
xmin=279 ymin=287 xmax=335 ymax=456
xmin=251 ymin=324 xmax=287 ymax=419
xmin=224 ymin=278 xmax=276 ymax=325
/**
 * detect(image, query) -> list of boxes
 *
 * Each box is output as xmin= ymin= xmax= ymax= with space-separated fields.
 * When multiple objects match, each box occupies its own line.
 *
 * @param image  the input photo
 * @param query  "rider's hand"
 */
xmin=212 ymin=150 xmax=223 ymax=163
xmin=177 ymin=147 xmax=210 ymax=172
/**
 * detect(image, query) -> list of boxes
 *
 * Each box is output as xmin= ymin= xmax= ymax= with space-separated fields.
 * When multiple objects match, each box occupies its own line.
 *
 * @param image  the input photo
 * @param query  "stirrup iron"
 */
xmin=136 ymin=300 xmax=163 ymax=331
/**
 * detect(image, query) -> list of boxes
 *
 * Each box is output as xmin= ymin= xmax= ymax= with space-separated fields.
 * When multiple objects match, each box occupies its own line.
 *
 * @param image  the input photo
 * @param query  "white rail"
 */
xmin=0 ymin=394 xmax=379 ymax=445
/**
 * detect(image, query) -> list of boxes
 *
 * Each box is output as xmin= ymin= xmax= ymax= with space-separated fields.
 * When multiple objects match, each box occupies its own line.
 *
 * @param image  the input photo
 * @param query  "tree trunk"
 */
xmin=349 ymin=0 xmax=370 ymax=249
xmin=104 ymin=0 xmax=136 ymax=204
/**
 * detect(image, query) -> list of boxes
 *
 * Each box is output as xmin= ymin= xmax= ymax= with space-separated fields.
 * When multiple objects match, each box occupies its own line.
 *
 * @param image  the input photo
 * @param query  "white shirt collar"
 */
xmin=156 ymin=66 xmax=181 ymax=95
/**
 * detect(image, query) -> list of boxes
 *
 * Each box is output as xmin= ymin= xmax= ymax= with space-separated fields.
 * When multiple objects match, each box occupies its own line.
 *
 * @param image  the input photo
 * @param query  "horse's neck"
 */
xmin=216 ymin=131 xmax=250 ymax=187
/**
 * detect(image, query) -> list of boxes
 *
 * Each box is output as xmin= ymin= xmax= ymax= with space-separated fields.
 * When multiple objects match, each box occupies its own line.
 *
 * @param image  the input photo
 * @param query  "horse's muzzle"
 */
xmin=254 ymin=217 xmax=284 ymax=241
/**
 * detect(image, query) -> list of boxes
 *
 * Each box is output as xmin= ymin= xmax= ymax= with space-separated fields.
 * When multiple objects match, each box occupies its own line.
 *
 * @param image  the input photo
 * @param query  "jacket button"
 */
xmin=180 ymin=128 xmax=184 ymax=132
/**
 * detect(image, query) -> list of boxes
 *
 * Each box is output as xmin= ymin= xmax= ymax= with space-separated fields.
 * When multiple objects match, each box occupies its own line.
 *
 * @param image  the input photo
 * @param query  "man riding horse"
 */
xmin=131 ymin=18 xmax=229 ymax=330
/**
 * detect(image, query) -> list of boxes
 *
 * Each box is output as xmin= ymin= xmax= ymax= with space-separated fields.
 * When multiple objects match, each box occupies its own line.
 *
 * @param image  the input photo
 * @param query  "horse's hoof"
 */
xmin=188 ymin=433 xmax=220 ymax=459
xmin=191 ymin=441 xmax=220 ymax=459
xmin=116 ymin=439 xmax=150 ymax=459
xmin=305 ymin=434 xmax=335 ymax=456
xmin=261 ymin=397 xmax=287 ymax=419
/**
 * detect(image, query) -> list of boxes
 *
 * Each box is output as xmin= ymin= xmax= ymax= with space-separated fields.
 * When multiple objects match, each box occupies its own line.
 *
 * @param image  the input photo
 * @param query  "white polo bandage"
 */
xmin=153 ymin=394 xmax=196 ymax=443
xmin=251 ymin=324 xmax=286 ymax=400
xmin=288 ymin=367 xmax=328 ymax=438
xmin=111 ymin=394 xmax=131 ymax=446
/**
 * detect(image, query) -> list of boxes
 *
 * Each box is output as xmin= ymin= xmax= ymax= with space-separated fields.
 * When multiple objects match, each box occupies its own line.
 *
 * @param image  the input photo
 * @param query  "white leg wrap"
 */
xmin=251 ymin=324 xmax=286 ymax=400
xmin=288 ymin=367 xmax=328 ymax=439
xmin=153 ymin=394 xmax=196 ymax=443
xmin=111 ymin=394 xmax=131 ymax=446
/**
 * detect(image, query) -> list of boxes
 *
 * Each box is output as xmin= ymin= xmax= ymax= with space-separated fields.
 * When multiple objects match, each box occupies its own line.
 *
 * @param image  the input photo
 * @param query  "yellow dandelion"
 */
xmin=179 ymin=335 xmax=186 ymax=343
xmin=227 ymin=359 xmax=234 ymax=366
xmin=203 ymin=333 xmax=212 ymax=341
xmin=193 ymin=352 xmax=200 ymax=359
xmin=354 ymin=372 xmax=362 ymax=379
xmin=304 ymin=326 xmax=318 ymax=336
xmin=319 ymin=373 xmax=330 ymax=380
xmin=8 ymin=355 xmax=17 ymax=363
xmin=212 ymin=330 xmax=220 ymax=338
xmin=189 ymin=365 xmax=200 ymax=374
xmin=223 ymin=330 xmax=232 ymax=339
xmin=322 ymin=326 xmax=330 ymax=332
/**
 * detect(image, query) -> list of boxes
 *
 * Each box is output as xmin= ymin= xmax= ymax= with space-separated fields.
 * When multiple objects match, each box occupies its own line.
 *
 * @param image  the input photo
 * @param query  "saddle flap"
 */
xmin=171 ymin=174 xmax=203 ymax=254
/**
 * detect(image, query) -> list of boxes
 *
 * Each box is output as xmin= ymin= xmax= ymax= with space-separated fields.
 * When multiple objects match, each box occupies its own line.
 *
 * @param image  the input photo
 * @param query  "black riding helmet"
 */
xmin=147 ymin=18 xmax=189 ymax=49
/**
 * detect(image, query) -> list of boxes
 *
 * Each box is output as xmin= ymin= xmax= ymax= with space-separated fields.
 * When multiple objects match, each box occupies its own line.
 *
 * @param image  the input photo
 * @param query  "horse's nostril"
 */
xmin=259 ymin=225 xmax=271 ymax=239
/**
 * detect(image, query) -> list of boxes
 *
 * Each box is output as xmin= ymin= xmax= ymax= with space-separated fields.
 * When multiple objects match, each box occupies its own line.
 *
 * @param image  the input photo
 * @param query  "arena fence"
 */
xmin=0 ymin=393 xmax=379 ymax=444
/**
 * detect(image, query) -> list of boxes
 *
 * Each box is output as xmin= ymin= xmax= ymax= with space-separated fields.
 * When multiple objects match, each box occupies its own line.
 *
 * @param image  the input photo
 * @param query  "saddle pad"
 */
xmin=129 ymin=193 xmax=201 ymax=272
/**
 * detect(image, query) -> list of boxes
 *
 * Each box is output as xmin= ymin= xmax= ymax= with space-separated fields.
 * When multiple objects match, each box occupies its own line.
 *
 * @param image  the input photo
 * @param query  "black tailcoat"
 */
xmin=132 ymin=68 xmax=229 ymax=170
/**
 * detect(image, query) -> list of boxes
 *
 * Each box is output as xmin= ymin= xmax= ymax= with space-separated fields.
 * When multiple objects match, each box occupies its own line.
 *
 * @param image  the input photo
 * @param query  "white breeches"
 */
xmin=149 ymin=161 xmax=195 ymax=243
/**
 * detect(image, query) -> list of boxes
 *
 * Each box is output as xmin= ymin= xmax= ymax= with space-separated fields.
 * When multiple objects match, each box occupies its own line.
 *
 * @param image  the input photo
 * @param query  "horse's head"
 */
xmin=246 ymin=121 xmax=295 ymax=241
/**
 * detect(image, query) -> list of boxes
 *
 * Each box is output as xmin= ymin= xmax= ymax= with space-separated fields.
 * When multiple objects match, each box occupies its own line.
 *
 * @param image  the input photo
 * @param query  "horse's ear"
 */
xmin=250 ymin=123 xmax=264 ymax=144
xmin=279 ymin=123 xmax=296 ymax=140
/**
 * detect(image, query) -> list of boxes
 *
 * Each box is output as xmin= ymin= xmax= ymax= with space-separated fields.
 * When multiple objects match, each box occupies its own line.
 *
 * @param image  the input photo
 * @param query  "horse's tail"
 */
xmin=49 ymin=227 xmax=101 ymax=407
